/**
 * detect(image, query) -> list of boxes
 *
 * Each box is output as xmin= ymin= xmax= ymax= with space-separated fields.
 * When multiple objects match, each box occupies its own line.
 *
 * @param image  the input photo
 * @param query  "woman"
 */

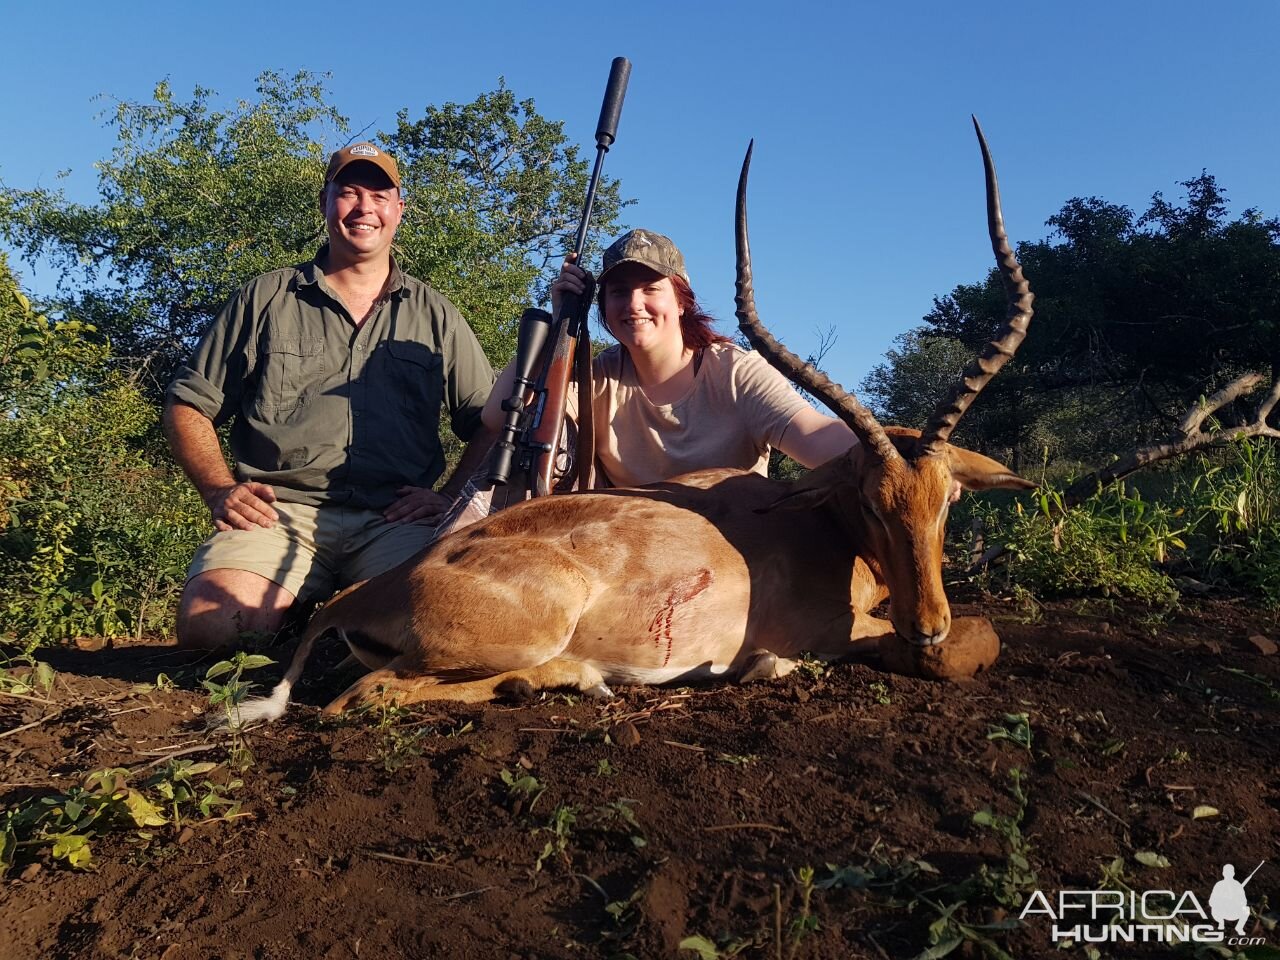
xmin=482 ymin=228 xmax=858 ymax=487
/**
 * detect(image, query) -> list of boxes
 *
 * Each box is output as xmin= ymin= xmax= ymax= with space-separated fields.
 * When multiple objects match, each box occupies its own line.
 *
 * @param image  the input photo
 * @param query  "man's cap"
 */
xmin=324 ymin=142 xmax=401 ymax=189
xmin=598 ymin=229 xmax=690 ymax=285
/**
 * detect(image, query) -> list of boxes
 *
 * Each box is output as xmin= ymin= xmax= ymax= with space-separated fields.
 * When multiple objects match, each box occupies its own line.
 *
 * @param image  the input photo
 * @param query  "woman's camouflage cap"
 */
xmin=598 ymin=229 xmax=690 ymax=284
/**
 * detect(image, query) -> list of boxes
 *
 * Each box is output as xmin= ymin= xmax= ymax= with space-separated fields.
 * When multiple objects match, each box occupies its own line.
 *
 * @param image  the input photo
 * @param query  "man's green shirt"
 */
xmin=167 ymin=249 xmax=496 ymax=510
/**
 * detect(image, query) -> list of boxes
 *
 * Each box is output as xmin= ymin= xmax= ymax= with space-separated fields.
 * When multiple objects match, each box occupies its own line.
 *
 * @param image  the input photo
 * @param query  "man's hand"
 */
xmin=207 ymin=481 xmax=279 ymax=532
xmin=950 ymin=480 xmax=963 ymax=504
xmin=385 ymin=485 xmax=452 ymax=524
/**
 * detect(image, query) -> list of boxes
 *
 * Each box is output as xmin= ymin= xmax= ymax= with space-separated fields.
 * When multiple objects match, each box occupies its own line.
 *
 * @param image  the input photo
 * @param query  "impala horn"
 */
xmin=917 ymin=118 xmax=1034 ymax=457
xmin=735 ymin=141 xmax=901 ymax=464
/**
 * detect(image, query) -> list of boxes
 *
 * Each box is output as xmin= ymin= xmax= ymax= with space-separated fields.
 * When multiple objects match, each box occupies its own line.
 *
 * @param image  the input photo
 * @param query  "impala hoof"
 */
xmin=879 ymin=617 xmax=1000 ymax=681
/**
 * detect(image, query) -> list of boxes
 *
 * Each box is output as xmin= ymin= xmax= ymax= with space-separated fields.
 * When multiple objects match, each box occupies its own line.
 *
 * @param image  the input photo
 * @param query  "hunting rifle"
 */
xmin=489 ymin=56 xmax=631 ymax=495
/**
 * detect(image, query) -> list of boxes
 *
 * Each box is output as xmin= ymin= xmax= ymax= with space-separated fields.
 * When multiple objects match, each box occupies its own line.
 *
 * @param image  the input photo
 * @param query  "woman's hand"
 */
xmin=550 ymin=254 xmax=592 ymax=317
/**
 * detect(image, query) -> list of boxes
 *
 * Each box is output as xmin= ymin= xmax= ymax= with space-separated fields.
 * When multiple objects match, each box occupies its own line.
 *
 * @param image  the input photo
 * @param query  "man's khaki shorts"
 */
xmin=185 ymin=501 xmax=436 ymax=603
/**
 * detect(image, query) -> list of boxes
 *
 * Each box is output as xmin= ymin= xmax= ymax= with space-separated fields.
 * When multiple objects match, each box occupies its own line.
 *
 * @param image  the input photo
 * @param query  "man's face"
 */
xmin=322 ymin=164 xmax=404 ymax=266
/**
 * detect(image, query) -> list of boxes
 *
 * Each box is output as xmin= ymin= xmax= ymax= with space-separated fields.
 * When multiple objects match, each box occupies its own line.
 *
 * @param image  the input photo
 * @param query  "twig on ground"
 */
xmin=358 ymin=849 xmax=452 ymax=868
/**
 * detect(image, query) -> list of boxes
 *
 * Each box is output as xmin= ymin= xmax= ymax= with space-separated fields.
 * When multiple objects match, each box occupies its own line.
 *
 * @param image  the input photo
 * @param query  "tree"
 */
xmin=381 ymin=81 xmax=626 ymax=360
xmin=864 ymin=174 xmax=1280 ymax=468
xmin=0 ymin=71 xmax=343 ymax=395
xmin=0 ymin=71 xmax=627 ymax=394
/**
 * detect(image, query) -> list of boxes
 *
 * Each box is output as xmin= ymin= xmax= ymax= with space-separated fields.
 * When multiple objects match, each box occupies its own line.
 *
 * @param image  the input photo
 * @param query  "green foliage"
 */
xmin=144 ymin=759 xmax=242 ymax=828
xmin=969 ymin=767 xmax=1037 ymax=909
xmin=535 ymin=803 xmax=577 ymax=872
xmin=1 ymin=763 xmax=240 ymax=875
xmin=0 ymin=73 xmax=629 ymax=648
xmin=862 ymin=174 xmax=1280 ymax=468
xmin=953 ymin=431 xmax=1280 ymax=609
xmin=203 ymin=652 xmax=274 ymax=770
xmin=0 ymin=71 xmax=626 ymax=392
xmin=785 ymin=865 xmax=821 ymax=957
xmin=0 ymin=72 xmax=343 ymax=393
xmin=384 ymin=81 xmax=626 ymax=362
xmin=1183 ymin=438 xmax=1280 ymax=605
xmin=985 ymin=712 xmax=1033 ymax=752
xmin=975 ymin=481 xmax=1182 ymax=606
xmin=0 ymin=254 xmax=205 ymax=649
xmin=364 ymin=699 xmax=429 ymax=773
xmin=0 ymin=651 xmax=55 ymax=696
xmin=499 ymin=766 xmax=547 ymax=814
xmin=679 ymin=935 xmax=752 ymax=959
xmin=860 ymin=328 xmax=974 ymax=430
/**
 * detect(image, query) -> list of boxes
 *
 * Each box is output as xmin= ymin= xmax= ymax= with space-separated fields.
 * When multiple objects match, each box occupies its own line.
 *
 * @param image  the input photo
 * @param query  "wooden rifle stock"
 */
xmin=528 ymin=287 xmax=593 ymax=495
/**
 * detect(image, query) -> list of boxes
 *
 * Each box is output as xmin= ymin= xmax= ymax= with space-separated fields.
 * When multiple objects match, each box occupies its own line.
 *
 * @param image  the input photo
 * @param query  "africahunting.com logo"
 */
xmin=1020 ymin=861 xmax=1269 ymax=947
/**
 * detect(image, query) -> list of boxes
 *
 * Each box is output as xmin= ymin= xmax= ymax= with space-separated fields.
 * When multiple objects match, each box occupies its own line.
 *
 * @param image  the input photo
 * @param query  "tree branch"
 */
xmin=1063 ymin=371 xmax=1280 ymax=507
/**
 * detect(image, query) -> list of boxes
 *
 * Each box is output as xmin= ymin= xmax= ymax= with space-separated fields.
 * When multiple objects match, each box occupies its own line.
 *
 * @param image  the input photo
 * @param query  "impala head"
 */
xmin=735 ymin=122 xmax=1036 ymax=647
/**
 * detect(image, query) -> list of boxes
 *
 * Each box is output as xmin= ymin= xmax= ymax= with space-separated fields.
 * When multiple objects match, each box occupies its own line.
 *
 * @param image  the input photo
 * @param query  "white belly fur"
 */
xmin=585 ymin=660 xmax=734 ymax=685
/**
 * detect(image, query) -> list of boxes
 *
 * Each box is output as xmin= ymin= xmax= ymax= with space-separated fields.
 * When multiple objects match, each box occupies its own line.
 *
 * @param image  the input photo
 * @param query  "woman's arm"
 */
xmin=776 ymin=407 xmax=857 ymax=469
xmin=778 ymin=406 xmax=961 ymax=501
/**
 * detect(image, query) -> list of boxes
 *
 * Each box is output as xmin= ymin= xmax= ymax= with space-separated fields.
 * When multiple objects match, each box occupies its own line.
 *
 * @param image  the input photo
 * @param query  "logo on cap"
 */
xmin=349 ymin=144 xmax=379 ymax=157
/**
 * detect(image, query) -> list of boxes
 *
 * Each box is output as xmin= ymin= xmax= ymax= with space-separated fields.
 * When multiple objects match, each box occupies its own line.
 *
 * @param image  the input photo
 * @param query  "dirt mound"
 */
xmin=2 ymin=597 xmax=1278 ymax=959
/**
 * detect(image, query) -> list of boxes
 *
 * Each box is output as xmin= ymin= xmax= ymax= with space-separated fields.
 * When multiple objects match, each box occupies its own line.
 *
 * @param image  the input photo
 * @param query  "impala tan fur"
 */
xmin=238 ymin=120 xmax=1035 ymax=723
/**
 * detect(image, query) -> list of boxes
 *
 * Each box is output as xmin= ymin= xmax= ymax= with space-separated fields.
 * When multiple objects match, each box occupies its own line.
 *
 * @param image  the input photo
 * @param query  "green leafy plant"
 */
xmin=2 ymin=768 xmax=165 ymax=874
xmin=203 ymin=652 xmax=275 ymax=770
xmin=985 ymin=713 xmax=1032 ymax=753
xmin=792 ymin=654 xmax=829 ymax=681
xmin=977 ymin=484 xmax=1182 ymax=607
xmin=363 ymin=698 xmax=429 ymax=772
xmin=587 ymin=799 xmax=647 ymax=850
xmin=1186 ymin=438 xmax=1280 ymax=607
xmin=535 ymin=804 xmax=577 ymax=872
xmin=678 ymin=934 xmax=753 ymax=959
xmin=1 ymin=759 xmax=246 ymax=877
xmin=970 ymin=767 xmax=1037 ymax=909
xmin=784 ymin=865 xmax=820 ymax=959
xmin=500 ymin=767 xmax=546 ymax=815
xmin=868 ymin=681 xmax=892 ymax=706
xmin=142 ymin=759 xmax=241 ymax=827
xmin=0 ymin=651 xmax=54 ymax=696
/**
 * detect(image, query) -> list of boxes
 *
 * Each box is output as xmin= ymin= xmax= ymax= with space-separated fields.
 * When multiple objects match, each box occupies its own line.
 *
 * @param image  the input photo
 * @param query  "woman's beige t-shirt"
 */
xmin=566 ymin=341 xmax=810 ymax=488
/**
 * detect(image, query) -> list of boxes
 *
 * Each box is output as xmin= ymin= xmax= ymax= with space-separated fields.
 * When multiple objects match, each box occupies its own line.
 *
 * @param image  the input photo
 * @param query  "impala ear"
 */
xmin=947 ymin=447 xmax=1037 ymax=491
xmin=757 ymin=457 xmax=849 ymax=513
xmin=757 ymin=483 xmax=838 ymax=514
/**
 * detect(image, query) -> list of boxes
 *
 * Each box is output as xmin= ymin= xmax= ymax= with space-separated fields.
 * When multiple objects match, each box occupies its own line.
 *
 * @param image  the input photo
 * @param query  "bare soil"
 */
xmin=2 ymin=594 xmax=1278 ymax=960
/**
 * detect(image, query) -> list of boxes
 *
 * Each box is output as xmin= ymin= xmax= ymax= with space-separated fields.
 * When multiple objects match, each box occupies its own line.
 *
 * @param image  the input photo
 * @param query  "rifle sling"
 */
xmin=575 ymin=328 xmax=596 ymax=491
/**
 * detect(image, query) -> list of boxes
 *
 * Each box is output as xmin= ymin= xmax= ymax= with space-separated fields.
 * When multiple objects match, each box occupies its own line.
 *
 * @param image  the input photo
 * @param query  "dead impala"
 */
xmin=239 ymin=119 xmax=1035 ymax=722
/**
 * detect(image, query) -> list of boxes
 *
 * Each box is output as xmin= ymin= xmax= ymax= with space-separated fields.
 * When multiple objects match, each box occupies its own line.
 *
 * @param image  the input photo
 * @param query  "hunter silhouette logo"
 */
xmin=1019 ymin=859 xmax=1268 ymax=946
xmin=1210 ymin=862 xmax=1264 ymax=936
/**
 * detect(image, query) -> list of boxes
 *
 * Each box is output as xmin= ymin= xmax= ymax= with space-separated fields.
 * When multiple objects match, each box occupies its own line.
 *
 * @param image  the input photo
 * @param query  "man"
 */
xmin=164 ymin=142 xmax=496 ymax=649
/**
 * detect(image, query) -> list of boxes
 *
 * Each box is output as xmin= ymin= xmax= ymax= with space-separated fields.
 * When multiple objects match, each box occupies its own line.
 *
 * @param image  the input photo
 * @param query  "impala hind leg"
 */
xmin=322 ymin=657 xmax=611 ymax=714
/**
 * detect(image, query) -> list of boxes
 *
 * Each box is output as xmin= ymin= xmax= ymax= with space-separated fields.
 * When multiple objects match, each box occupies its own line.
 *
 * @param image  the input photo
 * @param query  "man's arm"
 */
xmin=163 ymin=400 xmax=278 ymax=531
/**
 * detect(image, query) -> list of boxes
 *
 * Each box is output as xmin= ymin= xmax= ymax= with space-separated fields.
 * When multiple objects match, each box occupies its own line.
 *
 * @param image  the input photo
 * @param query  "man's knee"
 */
xmin=176 ymin=570 xmax=296 ymax=650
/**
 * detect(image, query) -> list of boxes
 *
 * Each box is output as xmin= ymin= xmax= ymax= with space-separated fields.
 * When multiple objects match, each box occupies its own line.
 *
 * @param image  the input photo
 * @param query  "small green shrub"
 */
xmin=0 ymin=258 xmax=205 ymax=649
xmin=975 ymin=483 xmax=1182 ymax=606
xmin=1183 ymin=438 xmax=1280 ymax=606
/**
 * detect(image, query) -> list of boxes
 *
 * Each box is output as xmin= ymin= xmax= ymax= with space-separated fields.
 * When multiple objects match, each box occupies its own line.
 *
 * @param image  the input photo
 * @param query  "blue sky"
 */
xmin=2 ymin=1 xmax=1277 ymax=390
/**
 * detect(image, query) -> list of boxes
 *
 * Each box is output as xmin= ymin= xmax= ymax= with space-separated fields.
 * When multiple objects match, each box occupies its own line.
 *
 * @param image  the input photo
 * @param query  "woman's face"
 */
xmin=601 ymin=264 xmax=683 ymax=355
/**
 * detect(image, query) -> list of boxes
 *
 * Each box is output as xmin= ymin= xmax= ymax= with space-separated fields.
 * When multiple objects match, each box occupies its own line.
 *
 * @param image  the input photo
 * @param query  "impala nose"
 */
xmin=908 ymin=626 xmax=950 ymax=647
